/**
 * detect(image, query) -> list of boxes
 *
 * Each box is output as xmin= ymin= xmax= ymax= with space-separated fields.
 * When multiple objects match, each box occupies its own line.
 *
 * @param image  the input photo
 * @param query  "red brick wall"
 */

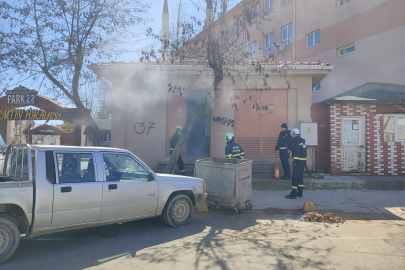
xmin=311 ymin=103 xmax=331 ymax=173
xmin=329 ymin=104 xmax=405 ymax=176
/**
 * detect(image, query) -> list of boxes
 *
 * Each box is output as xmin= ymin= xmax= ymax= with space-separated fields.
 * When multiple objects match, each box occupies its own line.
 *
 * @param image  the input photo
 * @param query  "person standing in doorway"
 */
xmin=285 ymin=128 xmax=307 ymax=199
xmin=275 ymin=123 xmax=292 ymax=180
xmin=225 ymin=133 xmax=245 ymax=159
xmin=170 ymin=126 xmax=186 ymax=175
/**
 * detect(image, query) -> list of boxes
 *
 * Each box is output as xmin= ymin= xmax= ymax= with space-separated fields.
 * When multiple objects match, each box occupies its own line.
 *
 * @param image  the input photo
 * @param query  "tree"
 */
xmin=0 ymin=0 xmax=150 ymax=144
xmin=151 ymin=0 xmax=290 ymax=174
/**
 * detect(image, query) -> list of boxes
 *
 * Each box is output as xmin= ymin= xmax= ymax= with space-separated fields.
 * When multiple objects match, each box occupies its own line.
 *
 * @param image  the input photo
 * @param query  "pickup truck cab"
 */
xmin=0 ymin=144 xmax=207 ymax=264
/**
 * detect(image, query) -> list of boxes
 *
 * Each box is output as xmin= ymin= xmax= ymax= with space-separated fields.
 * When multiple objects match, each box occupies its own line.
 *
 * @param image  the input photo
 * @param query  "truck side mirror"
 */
xmin=148 ymin=172 xmax=155 ymax=181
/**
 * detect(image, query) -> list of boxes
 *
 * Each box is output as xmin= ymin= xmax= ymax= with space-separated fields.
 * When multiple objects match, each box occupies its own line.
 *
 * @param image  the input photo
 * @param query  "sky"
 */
xmin=122 ymin=0 xmax=241 ymax=61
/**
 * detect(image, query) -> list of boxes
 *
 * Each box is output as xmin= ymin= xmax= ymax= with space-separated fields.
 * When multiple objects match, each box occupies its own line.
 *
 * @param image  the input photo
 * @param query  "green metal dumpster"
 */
xmin=194 ymin=157 xmax=253 ymax=214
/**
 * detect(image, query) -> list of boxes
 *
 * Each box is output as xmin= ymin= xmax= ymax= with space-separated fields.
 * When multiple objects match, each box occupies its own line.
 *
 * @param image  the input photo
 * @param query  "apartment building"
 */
xmin=193 ymin=0 xmax=405 ymax=175
xmin=202 ymin=0 xmax=404 ymax=102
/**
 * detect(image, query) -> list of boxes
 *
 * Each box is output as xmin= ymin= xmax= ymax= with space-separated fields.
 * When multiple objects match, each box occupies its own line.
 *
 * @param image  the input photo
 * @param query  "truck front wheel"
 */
xmin=162 ymin=194 xmax=193 ymax=228
xmin=0 ymin=217 xmax=20 ymax=264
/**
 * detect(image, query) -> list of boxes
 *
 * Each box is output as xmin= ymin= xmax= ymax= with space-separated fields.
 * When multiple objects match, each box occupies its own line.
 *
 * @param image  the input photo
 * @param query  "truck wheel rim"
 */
xmin=0 ymin=228 xmax=10 ymax=254
xmin=173 ymin=200 xmax=189 ymax=222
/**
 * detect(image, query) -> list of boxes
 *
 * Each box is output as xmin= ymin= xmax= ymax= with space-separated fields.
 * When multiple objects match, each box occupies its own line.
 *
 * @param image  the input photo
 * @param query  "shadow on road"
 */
xmin=2 ymin=207 xmax=338 ymax=270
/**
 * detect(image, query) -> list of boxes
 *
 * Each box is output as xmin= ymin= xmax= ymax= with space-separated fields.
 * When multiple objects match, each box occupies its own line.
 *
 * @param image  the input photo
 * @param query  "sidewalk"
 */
xmin=253 ymin=175 xmax=405 ymax=190
xmin=249 ymin=189 xmax=405 ymax=219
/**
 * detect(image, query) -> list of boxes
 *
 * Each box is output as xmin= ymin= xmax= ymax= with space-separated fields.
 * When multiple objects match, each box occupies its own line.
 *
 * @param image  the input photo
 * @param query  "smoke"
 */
xmin=107 ymin=66 xmax=214 ymax=118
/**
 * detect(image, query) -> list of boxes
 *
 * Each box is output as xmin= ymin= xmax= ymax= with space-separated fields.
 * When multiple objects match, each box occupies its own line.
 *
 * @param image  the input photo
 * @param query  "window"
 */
xmin=103 ymin=153 xmax=149 ymax=181
xmin=384 ymin=115 xmax=405 ymax=142
xmin=250 ymin=6 xmax=257 ymax=24
xmin=265 ymin=0 xmax=273 ymax=15
xmin=100 ymin=132 xmax=111 ymax=142
xmin=307 ymin=30 xmax=320 ymax=48
xmin=57 ymin=153 xmax=95 ymax=183
xmin=249 ymin=42 xmax=257 ymax=59
xmin=283 ymin=0 xmax=290 ymax=4
xmin=338 ymin=0 xmax=351 ymax=6
xmin=313 ymin=83 xmax=321 ymax=92
xmin=265 ymin=33 xmax=275 ymax=54
xmin=282 ymin=24 xmax=292 ymax=45
xmin=237 ymin=16 xmax=244 ymax=35
xmin=225 ymin=26 xmax=232 ymax=42
xmin=338 ymin=43 xmax=355 ymax=57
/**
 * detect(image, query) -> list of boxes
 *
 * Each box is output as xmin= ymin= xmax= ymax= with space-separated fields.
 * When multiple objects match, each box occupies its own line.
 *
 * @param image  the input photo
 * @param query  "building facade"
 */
xmin=203 ymin=0 xmax=404 ymax=103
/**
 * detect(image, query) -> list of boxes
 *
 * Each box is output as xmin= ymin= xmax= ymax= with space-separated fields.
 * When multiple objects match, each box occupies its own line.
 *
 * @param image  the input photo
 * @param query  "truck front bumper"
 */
xmin=195 ymin=192 xmax=208 ymax=208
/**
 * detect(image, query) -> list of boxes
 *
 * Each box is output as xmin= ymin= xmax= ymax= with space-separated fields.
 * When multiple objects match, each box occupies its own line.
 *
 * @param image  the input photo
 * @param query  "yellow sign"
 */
xmin=61 ymin=122 xmax=75 ymax=133
xmin=307 ymin=127 xmax=311 ymax=134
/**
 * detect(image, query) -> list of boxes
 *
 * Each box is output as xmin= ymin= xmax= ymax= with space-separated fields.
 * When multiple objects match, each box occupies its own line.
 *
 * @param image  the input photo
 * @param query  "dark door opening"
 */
xmin=186 ymin=99 xmax=209 ymax=157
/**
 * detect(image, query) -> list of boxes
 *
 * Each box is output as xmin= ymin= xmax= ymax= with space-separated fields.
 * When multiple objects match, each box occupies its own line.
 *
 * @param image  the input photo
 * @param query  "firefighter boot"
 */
xmin=282 ymin=173 xmax=291 ymax=180
xmin=285 ymin=190 xmax=297 ymax=199
xmin=297 ymin=187 xmax=303 ymax=198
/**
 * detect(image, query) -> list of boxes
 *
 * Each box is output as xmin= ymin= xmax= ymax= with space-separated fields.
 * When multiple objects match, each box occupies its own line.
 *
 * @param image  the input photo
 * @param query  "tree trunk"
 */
xmin=164 ymin=105 xmax=203 ymax=174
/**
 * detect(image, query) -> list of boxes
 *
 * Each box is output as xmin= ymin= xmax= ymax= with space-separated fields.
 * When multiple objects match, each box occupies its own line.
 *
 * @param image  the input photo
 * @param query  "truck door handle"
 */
xmin=61 ymin=186 xmax=72 ymax=193
xmin=108 ymin=184 xmax=118 ymax=190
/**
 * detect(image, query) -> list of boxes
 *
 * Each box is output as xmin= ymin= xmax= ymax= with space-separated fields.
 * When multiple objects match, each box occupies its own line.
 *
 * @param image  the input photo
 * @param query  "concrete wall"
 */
xmin=97 ymin=66 xmax=214 ymax=167
xmin=212 ymin=70 xmax=321 ymax=168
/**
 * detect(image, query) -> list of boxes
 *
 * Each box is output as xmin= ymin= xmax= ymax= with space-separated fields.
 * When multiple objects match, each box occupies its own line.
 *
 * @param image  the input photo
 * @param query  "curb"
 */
xmin=253 ymin=179 xmax=405 ymax=190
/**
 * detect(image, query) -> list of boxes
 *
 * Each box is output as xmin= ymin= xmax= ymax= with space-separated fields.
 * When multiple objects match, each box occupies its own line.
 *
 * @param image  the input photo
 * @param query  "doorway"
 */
xmin=341 ymin=117 xmax=366 ymax=172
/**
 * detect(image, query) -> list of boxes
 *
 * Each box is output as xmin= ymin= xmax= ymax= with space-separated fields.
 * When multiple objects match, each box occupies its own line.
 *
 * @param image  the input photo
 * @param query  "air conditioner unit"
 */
xmin=277 ymin=44 xmax=286 ymax=52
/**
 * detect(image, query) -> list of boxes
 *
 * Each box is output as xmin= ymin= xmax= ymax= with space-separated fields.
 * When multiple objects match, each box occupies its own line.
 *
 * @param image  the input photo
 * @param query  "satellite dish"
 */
xmin=24 ymin=120 xmax=35 ymax=129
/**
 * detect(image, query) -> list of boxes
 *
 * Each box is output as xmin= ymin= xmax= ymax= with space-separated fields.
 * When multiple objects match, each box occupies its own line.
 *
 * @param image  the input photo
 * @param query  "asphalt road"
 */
xmin=2 ymin=191 xmax=405 ymax=270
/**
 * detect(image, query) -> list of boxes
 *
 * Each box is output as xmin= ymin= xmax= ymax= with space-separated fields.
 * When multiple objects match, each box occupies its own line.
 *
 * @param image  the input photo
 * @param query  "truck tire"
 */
xmin=162 ymin=194 xmax=193 ymax=228
xmin=0 ymin=217 xmax=20 ymax=264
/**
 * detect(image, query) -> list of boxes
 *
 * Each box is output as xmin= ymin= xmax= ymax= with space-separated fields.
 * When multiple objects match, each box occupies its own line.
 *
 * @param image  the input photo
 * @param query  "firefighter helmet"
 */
xmin=176 ymin=126 xmax=183 ymax=131
xmin=291 ymin=128 xmax=300 ymax=135
xmin=225 ymin=133 xmax=234 ymax=141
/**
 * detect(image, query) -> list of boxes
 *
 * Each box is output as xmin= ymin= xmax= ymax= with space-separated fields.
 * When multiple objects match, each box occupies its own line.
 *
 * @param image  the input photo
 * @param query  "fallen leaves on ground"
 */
xmin=303 ymin=212 xmax=346 ymax=223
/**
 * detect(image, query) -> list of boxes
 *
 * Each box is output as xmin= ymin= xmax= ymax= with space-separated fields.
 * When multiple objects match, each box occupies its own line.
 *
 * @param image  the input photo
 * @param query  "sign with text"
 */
xmin=0 ymin=109 xmax=62 ymax=120
xmin=61 ymin=122 xmax=75 ymax=133
xmin=6 ymin=85 xmax=37 ymax=105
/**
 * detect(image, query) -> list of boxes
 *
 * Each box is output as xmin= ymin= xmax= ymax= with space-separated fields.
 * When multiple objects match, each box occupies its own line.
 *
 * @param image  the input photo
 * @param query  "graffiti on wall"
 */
xmin=213 ymin=116 xmax=234 ymax=131
xmin=134 ymin=121 xmax=155 ymax=135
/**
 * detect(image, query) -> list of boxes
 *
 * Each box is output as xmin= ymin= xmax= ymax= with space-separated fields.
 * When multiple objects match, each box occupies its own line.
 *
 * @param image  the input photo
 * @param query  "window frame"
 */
xmin=306 ymin=30 xmax=320 ymax=48
xmin=101 ymin=152 xmax=152 ymax=182
xmin=282 ymin=23 xmax=292 ymax=45
xmin=250 ymin=6 xmax=257 ymax=24
xmin=54 ymin=151 xmax=97 ymax=184
xmin=249 ymin=41 xmax=257 ymax=59
xmin=265 ymin=32 xmax=275 ymax=54
xmin=337 ymin=43 xmax=355 ymax=57
xmin=338 ymin=0 xmax=351 ymax=7
xmin=312 ymin=83 xmax=321 ymax=92
xmin=383 ymin=114 xmax=405 ymax=142
xmin=265 ymin=0 xmax=273 ymax=15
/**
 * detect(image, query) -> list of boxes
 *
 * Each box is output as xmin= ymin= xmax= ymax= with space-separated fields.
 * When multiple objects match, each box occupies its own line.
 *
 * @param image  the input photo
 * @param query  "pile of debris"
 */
xmin=302 ymin=212 xmax=345 ymax=224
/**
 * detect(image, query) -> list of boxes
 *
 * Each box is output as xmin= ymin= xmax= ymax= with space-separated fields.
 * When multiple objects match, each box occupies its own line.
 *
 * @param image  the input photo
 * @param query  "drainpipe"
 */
xmin=293 ymin=0 xmax=296 ymax=61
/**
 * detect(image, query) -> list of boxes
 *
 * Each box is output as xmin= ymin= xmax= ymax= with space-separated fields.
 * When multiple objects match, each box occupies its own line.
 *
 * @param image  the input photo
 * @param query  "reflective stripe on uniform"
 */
xmin=181 ymin=170 xmax=185 ymax=172
xmin=299 ymin=143 xmax=304 ymax=146
xmin=298 ymin=185 xmax=304 ymax=187
xmin=293 ymin=157 xmax=306 ymax=160
xmin=171 ymin=148 xmax=174 ymax=150
xmin=226 ymin=154 xmax=232 ymax=158
xmin=292 ymin=186 xmax=297 ymax=189
xmin=233 ymin=152 xmax=245 ymax=157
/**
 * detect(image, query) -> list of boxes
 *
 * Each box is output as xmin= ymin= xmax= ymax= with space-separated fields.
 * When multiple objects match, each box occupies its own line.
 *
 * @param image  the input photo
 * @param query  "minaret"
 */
xmin=160 ymin=0 xmax=171 ymax=58
xmin=206 ymin=0 xmax=214 ymax=26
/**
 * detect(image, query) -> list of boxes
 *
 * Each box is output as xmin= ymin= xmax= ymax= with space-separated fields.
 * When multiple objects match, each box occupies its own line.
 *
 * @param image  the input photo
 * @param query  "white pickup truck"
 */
xmin=0 ymin=144 xmax=207 ymax=264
